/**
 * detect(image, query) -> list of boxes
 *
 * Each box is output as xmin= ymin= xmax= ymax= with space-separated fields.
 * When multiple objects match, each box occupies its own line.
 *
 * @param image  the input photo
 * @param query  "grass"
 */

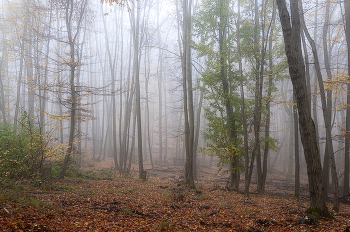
xmin=78 ymin=189 xmax=95 ymax=196
xmin=53 ymin=184 xmax=76 ymax=192
xmin=123 ymin=208 xmax=133 ymax=215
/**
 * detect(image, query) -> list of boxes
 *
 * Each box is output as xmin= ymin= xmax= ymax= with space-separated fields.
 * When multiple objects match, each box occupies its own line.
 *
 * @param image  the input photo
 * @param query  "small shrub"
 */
xmin=0 ymin=110 xmax=62 ymax=180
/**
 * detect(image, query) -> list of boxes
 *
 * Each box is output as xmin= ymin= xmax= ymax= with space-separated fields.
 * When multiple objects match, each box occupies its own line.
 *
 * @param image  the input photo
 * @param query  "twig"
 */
xmin=171 ymin=203 xmax=180 ymax=210
xmin=3 ymin=207 xmax=10 ymax=214
xmin=205 ymin=210 xmax=219 ymax=217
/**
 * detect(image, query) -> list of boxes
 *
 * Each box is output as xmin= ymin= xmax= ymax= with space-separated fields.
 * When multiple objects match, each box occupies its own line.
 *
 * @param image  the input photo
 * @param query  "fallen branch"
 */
xmin=27 ymin=192 xmax=63 ymax=194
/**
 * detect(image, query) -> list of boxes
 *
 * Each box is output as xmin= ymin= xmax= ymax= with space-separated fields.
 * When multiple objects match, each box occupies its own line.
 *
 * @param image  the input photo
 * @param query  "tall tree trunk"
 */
xmin=299 ymin=0 xmax=339 ymax=211
xmin=312 ymin=0 xmax=320 ymax=151
xmin=119 ymin=10 xmax=124 ymax=169
xmin=182 ymin=0 xmax=195 ymax=188
xmin=248 ymin=0 xmax=261 ymax=191
xmin=60 ymin=0 xmax=87 ymax=179
xmin=322 ymin=0 xmax=332 ymax=199
xmin=193 ymin=88 xmax=203 ymax=180
xmin=101 ymin=3 xmax=118 ymax=169
xmin=164 ymin=83 xmax=168 ymax=163
xmin=344 ymin=0 xmax=350 ymax=196
xmin=157 ymin=0 xmax=163 ymax=165
xmin=14 ymin=37 xmax=25 ymax=126
xmin=276 ymin=0 xmax=330 ymax=217
xmin=262 ymin=1 xmax=276 ymax=192
xmin=236 ymin=0 xmax=250 ymax=198
xmin=130 ymin=0 xmax=145 ymax=180
xmin=294 ymin=96 xmax=300 ymax=198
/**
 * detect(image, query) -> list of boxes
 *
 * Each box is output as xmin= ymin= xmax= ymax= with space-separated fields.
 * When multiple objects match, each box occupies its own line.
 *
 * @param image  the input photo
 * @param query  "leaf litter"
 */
xmin=1 ymin=160 xmax=350 ymax=231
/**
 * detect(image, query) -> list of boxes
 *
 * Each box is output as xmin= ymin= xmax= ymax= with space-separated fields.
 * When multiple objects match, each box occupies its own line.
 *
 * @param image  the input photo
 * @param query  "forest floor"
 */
xmin=1 ymin=157 xmax=350 ymax=231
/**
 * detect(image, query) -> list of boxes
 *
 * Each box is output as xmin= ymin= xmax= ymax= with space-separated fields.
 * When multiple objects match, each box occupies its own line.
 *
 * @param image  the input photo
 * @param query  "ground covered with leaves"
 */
xmin=1 ymin=161 xmax=350 ymax=231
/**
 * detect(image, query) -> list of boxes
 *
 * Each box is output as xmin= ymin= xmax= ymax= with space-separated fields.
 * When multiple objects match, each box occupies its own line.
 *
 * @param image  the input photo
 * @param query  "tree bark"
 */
xmin=236 ymin=0 xmax=249 ymax=198
xmin=60 ymin=0 xmax=87 ymax=179
xmin=344 ymin=0 xmax=350 ymax=196
xmin=293 ymin=96 xmax=300 ymax=198
xmin=276 ymin=0 xmax=330 ymax=217
xmin=157 ymin=0 xmax=163 ymax=165
xmin=262 ymin=1 xmax=276 ymax=193
xmin=182 ymin=0 xmax=195 ymax=188
xmin=299 ymin=0 xmax=339 ymax=211
xmin=130 ymin=0 xmax=145 ymax=180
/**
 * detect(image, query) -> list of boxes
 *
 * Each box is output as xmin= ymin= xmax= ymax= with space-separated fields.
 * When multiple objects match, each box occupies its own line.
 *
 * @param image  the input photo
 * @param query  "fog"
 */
xmin=0 ymin=0 xmax=348 ymax=202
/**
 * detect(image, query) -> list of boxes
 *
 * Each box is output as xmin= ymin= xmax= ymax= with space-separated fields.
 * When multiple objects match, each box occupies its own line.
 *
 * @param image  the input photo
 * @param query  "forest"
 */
xmin=0 ymin=0 xmax=350 ymax=231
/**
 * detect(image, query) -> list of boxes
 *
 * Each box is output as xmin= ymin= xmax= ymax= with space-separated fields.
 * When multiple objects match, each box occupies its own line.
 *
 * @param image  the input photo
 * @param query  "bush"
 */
xmin=0 ymin=111 xmax=55 ymax=180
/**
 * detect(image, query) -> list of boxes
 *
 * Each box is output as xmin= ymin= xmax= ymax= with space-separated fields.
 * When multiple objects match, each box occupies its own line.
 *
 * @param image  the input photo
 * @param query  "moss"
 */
xmin=306 ymin=207 xmax=334 ymax=219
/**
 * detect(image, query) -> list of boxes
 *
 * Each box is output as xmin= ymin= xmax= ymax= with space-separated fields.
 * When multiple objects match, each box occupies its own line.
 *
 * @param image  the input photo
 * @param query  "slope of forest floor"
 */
xmin=1 ymin=157 xmax=350 ymax=231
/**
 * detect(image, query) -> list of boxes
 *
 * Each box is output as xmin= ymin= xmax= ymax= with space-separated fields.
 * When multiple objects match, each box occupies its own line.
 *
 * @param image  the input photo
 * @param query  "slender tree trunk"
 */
xmin=14 ymin=37 xmax=25 ymax=126
xmin=248 ymin=0 xmax=261 ymax=191
xmin=0 ymin=65 xmax=6 ymax=125
xmin=182 ymin=0 xmax=195 ymax=188
xmin=164 ymin=84 xmax=168 ymax=163
xmin=276 ymin=0 xmax=330 ymax=217
xmin=236 ymin=0 xmax=249 ymax=198
xmin=299 ymin=0 xmax=339 ymax=211
xmin=101 ymin=3 xmax=119 ymax=169
xmin=322 ymin=0 xmax=332 ymax=199
xmin=145 ymin=48 xmax=154 ymax=168
xmin=60 ymin=0 xmax=87 ymax=179
xmin=344 ymin=0 xmax=350 ymax=196
xmin=193 ymin=88 xmax=203 ymax=179
xmin=157 ymin=0 xmax=163 ymax=165
xmin=262 ymin=2 xmax=276 ymax=192
xmin=294 ymin=96 xmax=300 ymax=198
xmin=130 ymin=0 xmax=145 ymax=180
xmin=312 ymin=0 xmax=320 ymax=151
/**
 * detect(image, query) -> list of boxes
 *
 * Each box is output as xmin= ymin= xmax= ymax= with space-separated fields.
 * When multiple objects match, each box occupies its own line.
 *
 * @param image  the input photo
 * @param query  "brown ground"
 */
xmin=1 ymin=156 xmax=349 ymax=231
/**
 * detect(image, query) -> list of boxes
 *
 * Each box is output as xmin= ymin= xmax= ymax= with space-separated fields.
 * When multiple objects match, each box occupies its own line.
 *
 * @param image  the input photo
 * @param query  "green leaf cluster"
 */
xmin=0 ymin=110 xmax=51 ymax=180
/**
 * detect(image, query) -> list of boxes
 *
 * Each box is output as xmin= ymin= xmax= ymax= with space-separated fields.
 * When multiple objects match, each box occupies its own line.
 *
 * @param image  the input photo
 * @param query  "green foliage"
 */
xmin=53 ymin=183 xmax=76 ymax=192
xmin=193 ymin=0 xmax=287 ymax=179
xmin=262 ymin=136 xmax=279 ymax=152
xmin=159 ymin=220 xmax=172 ymax=231
xmin=306 ymin=208 xmax=334 ymax=219
xmin=123 ymin=208 xmax=133 ymax=216
xmin=78 ymin=189 xmax=95 ymax=196
xmin=193 ymin=0 xmax=246 ymax=175
xmin=0 ymin=110 xmax=53 ymax=180
xmin=0 ymin=180 xmax=54 ymax=210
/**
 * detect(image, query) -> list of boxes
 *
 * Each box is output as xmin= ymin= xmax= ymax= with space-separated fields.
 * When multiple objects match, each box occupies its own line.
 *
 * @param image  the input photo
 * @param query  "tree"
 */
xmin=193 ymin=0 xmax=241 ymax=189
xmin=182 ymin=0 xmax=195 ymax=188
xmin=276 ymin=0 xmax=330 ymax=217
xmin=60 ymin=0 xmax=88 ymax=178
xmin=299 ymin=0 xmax=339 ymax=211
xmin=128 ymin=0 xmax=145 ymax=180
xmin=344 ymin=0 xmax=350 ymax=196
xmin=236 ymin=0 xmax=249 ymax=198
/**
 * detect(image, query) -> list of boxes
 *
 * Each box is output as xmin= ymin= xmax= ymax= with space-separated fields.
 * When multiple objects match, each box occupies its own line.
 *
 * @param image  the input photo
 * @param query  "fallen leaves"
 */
xmin=1 ymin=166 xmax=350 ymax=231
